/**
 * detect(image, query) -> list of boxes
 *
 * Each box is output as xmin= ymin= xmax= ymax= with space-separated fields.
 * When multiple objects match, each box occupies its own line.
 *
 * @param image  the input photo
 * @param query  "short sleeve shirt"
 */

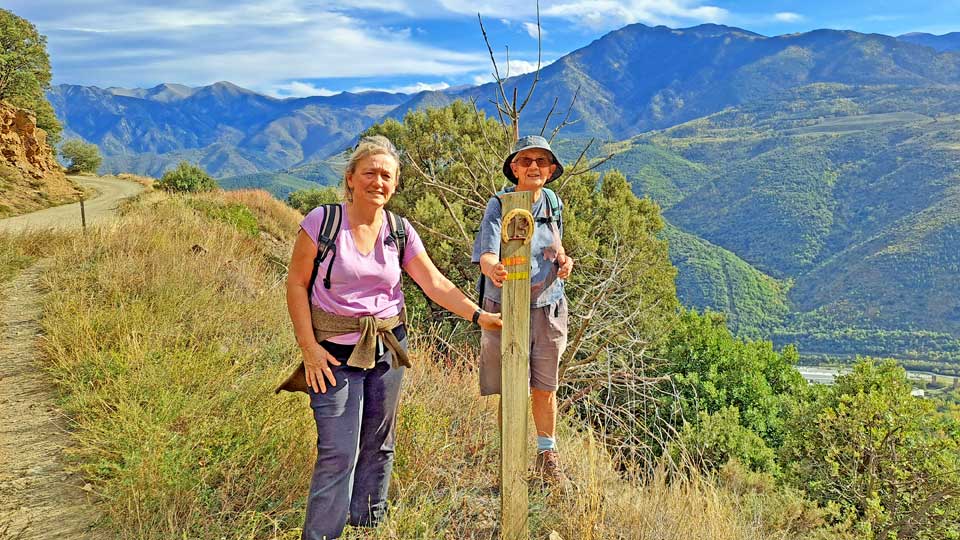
xmin=471 ymin=191 xmax=565 ymax=308
xmin=300 ymin=203 xmax=425 ymax=344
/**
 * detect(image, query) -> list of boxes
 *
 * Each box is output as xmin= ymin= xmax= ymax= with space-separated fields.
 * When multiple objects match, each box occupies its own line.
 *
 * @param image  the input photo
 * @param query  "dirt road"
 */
xmin=0 ymin=175 xmax=144 ymax=232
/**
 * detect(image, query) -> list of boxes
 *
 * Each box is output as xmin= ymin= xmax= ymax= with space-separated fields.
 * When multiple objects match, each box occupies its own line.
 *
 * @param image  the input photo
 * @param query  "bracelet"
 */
xmin=472 ymin=308 xmax=482 ymax=325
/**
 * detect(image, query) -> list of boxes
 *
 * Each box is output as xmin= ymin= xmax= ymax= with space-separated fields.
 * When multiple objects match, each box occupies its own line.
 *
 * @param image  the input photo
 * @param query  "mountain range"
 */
xmin=49 ymin=24 xmax=960 ymax=179
xmin=47 ymin=23 xmax=960 ymax=369
xmin=899 ymin=32 xmax=960 ymax=51
xmin=48 ymin=82 xmax=407 ymax=178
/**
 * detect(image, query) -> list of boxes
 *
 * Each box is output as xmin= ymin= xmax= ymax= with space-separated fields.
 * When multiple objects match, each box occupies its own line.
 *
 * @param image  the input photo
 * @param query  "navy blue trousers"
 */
xmin=302 ymin=329 xmax=406 ymax=540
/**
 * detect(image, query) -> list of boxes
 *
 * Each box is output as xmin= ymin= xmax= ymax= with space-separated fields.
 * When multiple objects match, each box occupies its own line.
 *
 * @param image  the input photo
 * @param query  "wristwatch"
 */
xmin=472 ymin=308 xmax=482 ymax=325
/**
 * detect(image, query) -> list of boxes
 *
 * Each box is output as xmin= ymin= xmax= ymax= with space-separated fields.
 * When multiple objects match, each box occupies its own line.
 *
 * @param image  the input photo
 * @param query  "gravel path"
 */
xmin=0 ymin=262 xmax=103 ymax=539
xmin=0 ymin=175 xmax=144 ymax=232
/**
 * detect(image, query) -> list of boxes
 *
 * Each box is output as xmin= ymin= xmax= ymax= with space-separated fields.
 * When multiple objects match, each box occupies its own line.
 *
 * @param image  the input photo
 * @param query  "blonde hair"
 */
xmin=343 ymin=135 xmax=401 ymax=202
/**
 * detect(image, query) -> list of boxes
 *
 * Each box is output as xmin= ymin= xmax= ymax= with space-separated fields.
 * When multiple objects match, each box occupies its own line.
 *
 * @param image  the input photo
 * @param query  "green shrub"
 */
xmin=157 ymin=161 xmax=218 ymax=193
xmin=60 ymin=139 xmax=102 ymax=173
xmin=286 ymin=187 xmax=340 ymax=214
xmin=782 ymin=359 xmax=960 ymax=539
xmin=673 ymin=406 xmax=778 ymax=474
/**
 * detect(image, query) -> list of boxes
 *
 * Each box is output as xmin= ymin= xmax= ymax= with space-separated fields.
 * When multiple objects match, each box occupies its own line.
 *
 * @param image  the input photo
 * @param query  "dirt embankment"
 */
xmin=0 ymin=101 xmax=80 ymax=218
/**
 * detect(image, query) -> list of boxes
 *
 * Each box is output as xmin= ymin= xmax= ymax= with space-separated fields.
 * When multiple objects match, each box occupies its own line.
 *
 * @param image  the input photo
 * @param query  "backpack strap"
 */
xmin=496 ymin=186 xmax=560 ymax=225
xmin=308 ymin=205 xmax=408 ymax=294
xmin=385 ymin=210 xmax=407 ymax=265
xmin=309 ymin=203 xmax=342 ymax=291
xmin=535 ymin=188 xmax=562 ymax=228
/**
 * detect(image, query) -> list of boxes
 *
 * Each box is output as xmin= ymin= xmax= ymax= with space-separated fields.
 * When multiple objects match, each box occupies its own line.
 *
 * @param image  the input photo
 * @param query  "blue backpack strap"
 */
xmin=533 ymin=188 xmax=562 ymax=229
xmin=385 ymin=210 xmax=407 ymax=265
xmin=477 ymin=190 xmax=515 ymax=303
xmin=309 ymin=203 xmax=342 ymax=291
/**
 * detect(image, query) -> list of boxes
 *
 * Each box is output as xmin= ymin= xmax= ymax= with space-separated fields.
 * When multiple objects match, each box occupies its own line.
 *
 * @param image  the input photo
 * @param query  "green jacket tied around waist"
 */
xmin=276 ymin=306 xmax=410 ymax=394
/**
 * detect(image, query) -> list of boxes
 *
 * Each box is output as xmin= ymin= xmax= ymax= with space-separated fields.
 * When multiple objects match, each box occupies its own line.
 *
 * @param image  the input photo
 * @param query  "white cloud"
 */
xmin=522 ymin=22 xmax=544 ymax=39
xmin=24 ymin=1 xmax=488 ymax=89
xmin=472 ymin=58 xmax=548 ymax=85
xmin=393 ymin=81 xmax=451 ymax=93
xmin=439 ymin=0 xmax=729 ymax=29
xmin=350 ymin=81 xmax=451 ymax=94
xmin=774 ymin=12 xmax=804 ymax=23
xmin=505 ymin=59 xmax=541 ymax=77
xmin=268 ymin=81 xmax=338 ymax=98
xmin=543 ymin=1 xmax=728 ymax=29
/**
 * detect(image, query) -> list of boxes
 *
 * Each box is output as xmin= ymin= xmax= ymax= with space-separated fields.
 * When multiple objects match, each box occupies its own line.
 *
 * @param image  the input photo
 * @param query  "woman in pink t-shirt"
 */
xmin=285 ymin=136 xmax=500 ymax=539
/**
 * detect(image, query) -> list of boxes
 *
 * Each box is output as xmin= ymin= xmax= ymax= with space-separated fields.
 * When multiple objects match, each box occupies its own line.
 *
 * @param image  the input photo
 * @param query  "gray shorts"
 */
xmin=478 ymin=295 xmax=569 ymax=396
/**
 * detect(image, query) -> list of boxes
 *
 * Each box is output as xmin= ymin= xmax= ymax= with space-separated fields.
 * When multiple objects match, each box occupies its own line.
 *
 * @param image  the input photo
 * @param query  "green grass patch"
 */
xmin=0 ymin=237 xmax=36 ymax=291
xmin=188 ymin=198 xmax=260 ymax=237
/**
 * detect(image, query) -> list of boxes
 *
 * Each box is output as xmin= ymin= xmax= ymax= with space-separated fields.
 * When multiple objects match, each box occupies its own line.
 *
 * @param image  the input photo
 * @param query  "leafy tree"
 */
xmin=156 ymin=161 xmax=218 ymax=193
xmin=287 ymin=187 xmax=340 ymax=214
xmin=0 ymin=9 xmax=61 ymax=144
xmin=365 ymin=102 xmax=680 ymax=467
xmin=782 ymin=360 xmax=960 ymax=539
xmin=60 ymin=139 xmax=102 ymax=174
xmin=658 ymin=310 xmax=806 ymax=452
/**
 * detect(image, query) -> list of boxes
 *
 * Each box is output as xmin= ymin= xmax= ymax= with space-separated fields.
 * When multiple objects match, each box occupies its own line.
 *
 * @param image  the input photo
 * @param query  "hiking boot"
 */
xmin=535 ymin=449 xmax=570 ymax=491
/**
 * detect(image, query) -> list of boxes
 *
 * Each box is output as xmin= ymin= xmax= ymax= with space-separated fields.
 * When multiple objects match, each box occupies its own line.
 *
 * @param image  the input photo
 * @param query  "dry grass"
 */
xmin=25 ymin=190 xmax=835 ymax=540
xmin=113 ymin=172 xmax=157 ymax=189
xmin=218 ymin=189 xmax=303 ymax=243
xmin=0 ymin=229 xmax=73 ymax=299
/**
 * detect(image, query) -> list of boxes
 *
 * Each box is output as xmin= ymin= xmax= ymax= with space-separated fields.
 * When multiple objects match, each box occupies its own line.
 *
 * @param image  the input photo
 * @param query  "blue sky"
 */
xmin=6 ymin=1 xmax=959 ymax=98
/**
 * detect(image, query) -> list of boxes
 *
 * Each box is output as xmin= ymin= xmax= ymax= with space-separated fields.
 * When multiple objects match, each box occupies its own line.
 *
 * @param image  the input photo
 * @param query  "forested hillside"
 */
xmin=598 ymin=83 xmax=960 ymax=370
xmin=47 ymin=83 xmax=409 ymax=178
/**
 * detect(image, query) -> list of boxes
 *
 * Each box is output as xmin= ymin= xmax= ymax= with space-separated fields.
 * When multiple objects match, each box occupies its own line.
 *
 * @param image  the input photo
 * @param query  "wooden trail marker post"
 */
xmin=79 ymin=195 xmax=87 ymax=230
xmin=499 ymin=190 xmax=533 ymax=540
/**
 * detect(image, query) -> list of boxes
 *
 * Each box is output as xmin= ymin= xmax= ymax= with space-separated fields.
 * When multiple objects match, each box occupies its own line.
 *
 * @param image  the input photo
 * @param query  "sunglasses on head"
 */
xmin=513 ymin=156 xmax=553 ymax=167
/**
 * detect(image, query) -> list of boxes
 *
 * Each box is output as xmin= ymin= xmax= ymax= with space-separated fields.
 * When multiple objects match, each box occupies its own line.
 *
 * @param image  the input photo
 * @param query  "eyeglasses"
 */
xmin=513 ymin=156 xmax=553 ymax=168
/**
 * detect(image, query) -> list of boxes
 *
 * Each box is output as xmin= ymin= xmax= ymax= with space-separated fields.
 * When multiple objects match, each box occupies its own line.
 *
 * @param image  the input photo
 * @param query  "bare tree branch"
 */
xmin=516 ymin=1 xmax=543 ymax=114
xmin=549 ymin=85 xmax=582 ymax=143
xmin=540 ymin=96 xmax=560 ymax=137
xmin=478 ymin=13 xmax=510 ymax=113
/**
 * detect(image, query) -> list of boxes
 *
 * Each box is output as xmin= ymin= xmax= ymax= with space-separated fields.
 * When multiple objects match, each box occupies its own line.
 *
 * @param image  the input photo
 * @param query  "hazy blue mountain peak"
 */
xmin=898 ymin=31 xmax=960 ymax=52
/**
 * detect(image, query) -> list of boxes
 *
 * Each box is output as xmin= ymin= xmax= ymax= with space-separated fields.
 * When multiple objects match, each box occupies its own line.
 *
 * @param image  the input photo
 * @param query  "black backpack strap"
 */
xmin=308 ymin=203 xmax=342 ymax=291
xmin=385 ymin=210 xmax=407 ymax=265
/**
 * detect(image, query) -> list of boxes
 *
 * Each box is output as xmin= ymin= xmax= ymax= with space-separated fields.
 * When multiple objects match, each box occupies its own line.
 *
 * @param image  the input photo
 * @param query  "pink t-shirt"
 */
xmin=301 ymin=204 xmax=425 ymax=345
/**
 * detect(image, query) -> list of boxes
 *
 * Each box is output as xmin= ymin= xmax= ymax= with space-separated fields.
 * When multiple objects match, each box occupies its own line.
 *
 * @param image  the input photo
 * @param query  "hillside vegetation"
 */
xmin=596 ymin=83 xmax=960 ymax=369
xmin=0 ymin=190 xmax=845 ymax=540
xmin=662 ymin=223 xmax=790 ymax=338
xmin=1 ymin=178 xmax=956 ymax=538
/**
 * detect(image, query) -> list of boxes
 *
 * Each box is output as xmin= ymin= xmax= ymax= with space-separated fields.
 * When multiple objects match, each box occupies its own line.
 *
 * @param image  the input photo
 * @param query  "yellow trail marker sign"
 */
xmin=499 ymin=190 xmax=532 ymax=540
